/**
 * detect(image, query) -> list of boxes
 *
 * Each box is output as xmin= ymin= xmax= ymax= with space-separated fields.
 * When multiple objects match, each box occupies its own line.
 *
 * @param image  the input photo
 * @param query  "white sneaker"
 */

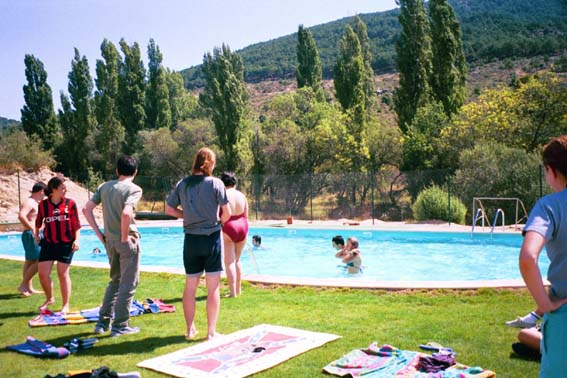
xmin=505 ymin=317 xmax=537 ymax=328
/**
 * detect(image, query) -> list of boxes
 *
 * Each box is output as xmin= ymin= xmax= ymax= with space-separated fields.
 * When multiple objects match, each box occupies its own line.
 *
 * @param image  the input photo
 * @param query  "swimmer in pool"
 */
xmin=342 ymin=237 xmax=362 ymax=274
xmin=332 ymin=235 xmax=346 ymax=258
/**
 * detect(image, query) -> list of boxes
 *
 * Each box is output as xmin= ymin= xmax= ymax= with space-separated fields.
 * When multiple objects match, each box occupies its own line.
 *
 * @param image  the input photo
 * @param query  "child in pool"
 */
xmin=342 ymin=237 xmax=362 ymax=274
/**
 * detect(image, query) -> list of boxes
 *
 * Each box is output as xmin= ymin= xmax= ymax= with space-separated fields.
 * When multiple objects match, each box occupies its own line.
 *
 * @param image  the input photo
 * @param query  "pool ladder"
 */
xmin=471 ymin=207 xmax=505 ymax=235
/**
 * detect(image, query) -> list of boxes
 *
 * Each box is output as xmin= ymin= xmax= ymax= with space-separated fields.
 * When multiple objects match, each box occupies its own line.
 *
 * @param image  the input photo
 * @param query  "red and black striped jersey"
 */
xmin=36 ymin=197 xmax=81 ymax=244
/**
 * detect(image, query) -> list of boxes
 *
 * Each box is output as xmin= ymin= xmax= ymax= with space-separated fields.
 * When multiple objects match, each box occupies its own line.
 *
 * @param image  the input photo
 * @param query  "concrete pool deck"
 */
xmin=2 ymin=218 xmax=540 ymax=290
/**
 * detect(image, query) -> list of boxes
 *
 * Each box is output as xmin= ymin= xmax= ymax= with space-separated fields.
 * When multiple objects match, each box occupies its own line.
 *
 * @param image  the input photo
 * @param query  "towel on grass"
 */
xmin=323 ymin=343 xmax=495 ymax=378
xmin=28 ymin=298 xmax=175 ymax=327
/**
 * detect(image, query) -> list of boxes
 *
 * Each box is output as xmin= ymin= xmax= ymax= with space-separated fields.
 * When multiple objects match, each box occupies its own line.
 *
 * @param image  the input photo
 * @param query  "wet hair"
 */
xmin=220 ymin=171 xmax=237 ymax=187
xmin=332 ymin=235 xmax=345 ymax=246
xmin=117 ymin=155 xmax=138 ymax=176
xmin=192 ymin=147 xmax=216 ymax=176
xmin=31 ymin=182 xmax=47 ymax=193
xmin=252 ymin=235 xmax=262 ymax=244
xmin=45 ymin=176 xmax=64 ymax=197
xmin=542 ymin=135 xmax=567 ymax=179
xmin=347 ymin=237 xmax=359 ymax=249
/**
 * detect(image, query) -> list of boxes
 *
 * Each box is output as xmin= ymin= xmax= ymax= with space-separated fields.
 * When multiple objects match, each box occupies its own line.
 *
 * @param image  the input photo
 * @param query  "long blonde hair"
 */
xmin=191 ymin=147 xmax=216 ymax=176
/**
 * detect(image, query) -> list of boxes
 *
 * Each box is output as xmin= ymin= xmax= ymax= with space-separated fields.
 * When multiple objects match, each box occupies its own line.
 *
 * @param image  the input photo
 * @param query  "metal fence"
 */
xmin=15 ymin=167 xmax=545 ymax=225
xmin=126 ymin=168 xmax=545 ymax=225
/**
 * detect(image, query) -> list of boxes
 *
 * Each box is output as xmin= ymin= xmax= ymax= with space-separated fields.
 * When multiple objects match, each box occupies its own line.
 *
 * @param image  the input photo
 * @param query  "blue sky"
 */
xmin=0 ymin=0 xmax=398 ymax=120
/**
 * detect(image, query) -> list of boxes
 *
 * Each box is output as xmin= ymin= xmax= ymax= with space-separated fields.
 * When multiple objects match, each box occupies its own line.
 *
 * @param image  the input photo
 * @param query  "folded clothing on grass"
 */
xmin=323 ymin=343 xmax=495 ymax=377
xmin=7 ymin=336 xmax=70 ymax=359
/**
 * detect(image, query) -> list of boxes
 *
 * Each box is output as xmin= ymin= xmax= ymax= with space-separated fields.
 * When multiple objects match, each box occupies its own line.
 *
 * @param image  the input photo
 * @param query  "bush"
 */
xmin=412 ymin=185 xmax=467 ymax=224
xmin=0 ymin=129 xmax=54 ymax=171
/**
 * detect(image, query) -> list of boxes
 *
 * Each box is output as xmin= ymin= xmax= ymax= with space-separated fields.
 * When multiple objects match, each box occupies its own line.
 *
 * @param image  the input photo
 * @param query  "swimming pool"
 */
xmin=0 ymin=226 xmax=549 ymax=282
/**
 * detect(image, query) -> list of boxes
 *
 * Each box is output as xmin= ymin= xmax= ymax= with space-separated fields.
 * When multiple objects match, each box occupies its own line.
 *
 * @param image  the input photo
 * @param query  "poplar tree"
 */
xmin=333 ymin=25 xmax=366 ymax=127
xmin=58 ymin=48 xmax=94 ymax=176
xmin=394 ymin=0 xmax=433 ymax=132
xmin=429 ymin=0 xmax=467 ymax=116
xmin=199 ymin=44 xmax=249 ymax=171
xmin=333 ymin=25 xmax=369 ymax=171
xmin=353 ymin=16 xmax=375 ymax=113
xmin=21 ymin=54 xmax=58 ymax=150
xmin=94 ymin=39 xmax=124 ymax=170
xmin=296 ymin=25 xmax=323 ymax=100
xmin=146 ymin=38 xmax=171 ymax=129
xmin=117 ymin=39 xmax=146 ymax=154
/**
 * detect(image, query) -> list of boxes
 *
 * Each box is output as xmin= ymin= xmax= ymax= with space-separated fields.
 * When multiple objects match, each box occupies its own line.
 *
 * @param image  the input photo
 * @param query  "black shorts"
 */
xmin=183 ymin=230 xmax=222 ymax=275
xmin=39 ymin=240 xmax=74 ymax=264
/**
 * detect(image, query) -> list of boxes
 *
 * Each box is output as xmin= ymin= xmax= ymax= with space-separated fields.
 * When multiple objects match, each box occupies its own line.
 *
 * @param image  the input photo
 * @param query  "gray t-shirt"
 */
xmin=91 ymin=179 xmax=143 ymax=241
xmin=523 ymin=189 xmax=567 ymax=298
xmin=166 ymin=175 xmax=228 ymax=235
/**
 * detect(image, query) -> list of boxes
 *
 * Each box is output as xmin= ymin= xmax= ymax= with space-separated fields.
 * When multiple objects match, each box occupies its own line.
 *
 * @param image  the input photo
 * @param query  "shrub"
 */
xmin=412 ymin=185 xmax=467 ymax=224
xmin=0 ymin=129 xmax=54 ymax=171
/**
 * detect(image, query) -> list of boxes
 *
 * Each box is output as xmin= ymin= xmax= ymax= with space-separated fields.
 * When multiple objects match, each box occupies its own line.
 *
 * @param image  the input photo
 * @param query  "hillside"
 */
xmin=0 ymin=168 xmax=102 ymax=225
xmin=182 ymin=0 xmax=567 ymax=88
xmin=0 ymin=117 xmax=19 ymax=129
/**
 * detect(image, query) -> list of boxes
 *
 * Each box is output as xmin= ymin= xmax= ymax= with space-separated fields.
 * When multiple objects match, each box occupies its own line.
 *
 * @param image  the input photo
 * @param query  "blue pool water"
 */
xmin=0 ymin=227 xmax=550 ymax=281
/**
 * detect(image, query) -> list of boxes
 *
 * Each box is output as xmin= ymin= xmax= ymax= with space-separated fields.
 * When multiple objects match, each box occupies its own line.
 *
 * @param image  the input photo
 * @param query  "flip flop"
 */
xmin=419 ymin=342 xmax=454 ymax=353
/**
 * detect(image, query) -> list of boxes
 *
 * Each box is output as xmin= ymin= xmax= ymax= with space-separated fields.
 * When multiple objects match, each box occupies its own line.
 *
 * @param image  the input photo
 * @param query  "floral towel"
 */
xmin=323 ymin=343 xmax=495 ymax=378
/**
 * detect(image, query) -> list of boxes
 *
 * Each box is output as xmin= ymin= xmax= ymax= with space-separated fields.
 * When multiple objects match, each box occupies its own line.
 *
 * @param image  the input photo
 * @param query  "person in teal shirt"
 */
xmin=520 ymin=135 xmax=567 ymax=377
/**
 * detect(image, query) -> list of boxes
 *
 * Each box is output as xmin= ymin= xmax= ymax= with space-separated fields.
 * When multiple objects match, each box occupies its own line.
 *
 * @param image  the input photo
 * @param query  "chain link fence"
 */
xmin=13 ymin=167 xmax=545 ymax=226
xmin=124 ymin=168 xmax=546 ymax=225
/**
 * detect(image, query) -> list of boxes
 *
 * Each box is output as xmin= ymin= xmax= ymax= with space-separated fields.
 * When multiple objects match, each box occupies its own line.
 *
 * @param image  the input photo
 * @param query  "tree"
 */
xmin=21 ymin=54 xmax=58 ymax=150
xmin=94 ymin=39 xmax=125 ymax=171
xmin=442 ymin=72 xmax=567 ymax=163
xmin=166 ymin=69 xmax=197 ymax=128
xmin=57 ymin=48 xmax=94 ymax=177
xmin=452 ymin=142 xmax=542 ymax=217
xmin=118 ymin=39 xmax=146 ymax=154
xmin=296 ymin=25 xmax=323 ymax=100
xmin=353 ymin=16 xmax=376 ymax=113
xmin=429 ymin=0 xmax=467 ymax=116
xmin=146 ymin=39 xmax=171 ymax=130
xmin=199 ymin=44 xmax=249 ymax=171
xmin=333 ymin=25 xmax=368 ymax=170
xmin=394 ymin=0 xmax=433 ymax=132
xmin=402 ymin=101 xmax=450 ymax=171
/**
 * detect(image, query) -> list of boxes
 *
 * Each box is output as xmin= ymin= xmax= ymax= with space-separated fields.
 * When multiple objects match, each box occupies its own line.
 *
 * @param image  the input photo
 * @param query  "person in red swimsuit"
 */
xmin=220 ymin=172 xmax=249 ymax=298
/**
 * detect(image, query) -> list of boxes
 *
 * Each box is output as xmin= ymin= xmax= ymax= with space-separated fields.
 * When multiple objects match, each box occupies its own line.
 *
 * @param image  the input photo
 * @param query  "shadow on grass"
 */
xmin=0 ymin=334 xmax=204 ymax=358
xmin=0 ymin=293 xmax=24 ymax=300
xmin=0 ymin=310 xmax=39 ymax=320
xmin=82 ymin=335 xmax=190 ymax=356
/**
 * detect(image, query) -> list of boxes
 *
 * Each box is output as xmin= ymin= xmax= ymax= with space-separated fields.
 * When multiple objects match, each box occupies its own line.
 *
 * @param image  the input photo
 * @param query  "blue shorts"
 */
xmin=183 ymin=230 xmax=222 ymax=276
xmin=21 ymin=230 xmax=40 ymax=260
xmin=540 ymin=303 xmax=567 ymax=377
xmin=39 ymin=240 xmax=74 ymax=265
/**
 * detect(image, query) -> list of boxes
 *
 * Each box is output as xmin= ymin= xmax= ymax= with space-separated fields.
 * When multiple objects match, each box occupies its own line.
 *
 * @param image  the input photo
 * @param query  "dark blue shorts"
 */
xmin=183 ymin=230 xmax=222 ymax=275
xmin=39 ymin=240 xmax=74 ymax=264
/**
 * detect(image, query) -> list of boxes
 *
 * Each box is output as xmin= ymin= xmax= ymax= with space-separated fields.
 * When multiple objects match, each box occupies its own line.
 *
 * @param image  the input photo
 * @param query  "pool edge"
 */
xmin=0 ymin=254 xmax=542 ymax=290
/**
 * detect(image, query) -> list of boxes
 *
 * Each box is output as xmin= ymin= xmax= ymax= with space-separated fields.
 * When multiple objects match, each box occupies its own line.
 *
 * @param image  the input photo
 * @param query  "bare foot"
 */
xmin=207 ymin=332 xmax=223 ymax=340
xmin=29 ymin=288 xmax=44 ymax=295
xmin=224 ymin=293 xmax=236 ymax=298
xmin=60 ymin=305 xmax=70 ymax=314
xmin=186 ymin=329 xmax=199 ymax=340
xmin=39 ymin=297 xmax=55 ymax=311
xmin=18 ymin=286 xmax=31 ymax=297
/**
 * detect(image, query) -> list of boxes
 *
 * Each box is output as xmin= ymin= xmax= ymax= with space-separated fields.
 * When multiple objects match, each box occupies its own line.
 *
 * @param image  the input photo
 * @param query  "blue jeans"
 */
xmin=540 ymin=303 xmax=567 ymax=377
xmin=97 ymin=236 xmax=141 ymax=330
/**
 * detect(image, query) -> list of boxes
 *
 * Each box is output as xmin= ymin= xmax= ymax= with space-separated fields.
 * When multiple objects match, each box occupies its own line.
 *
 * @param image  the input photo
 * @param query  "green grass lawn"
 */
xmin=0 ymin=259 xmax=540 ymax=377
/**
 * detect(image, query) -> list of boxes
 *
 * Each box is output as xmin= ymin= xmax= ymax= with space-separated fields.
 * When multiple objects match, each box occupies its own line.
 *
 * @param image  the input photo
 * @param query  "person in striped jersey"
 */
xmin=35 ymin=176 xmax=81 ymax=313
